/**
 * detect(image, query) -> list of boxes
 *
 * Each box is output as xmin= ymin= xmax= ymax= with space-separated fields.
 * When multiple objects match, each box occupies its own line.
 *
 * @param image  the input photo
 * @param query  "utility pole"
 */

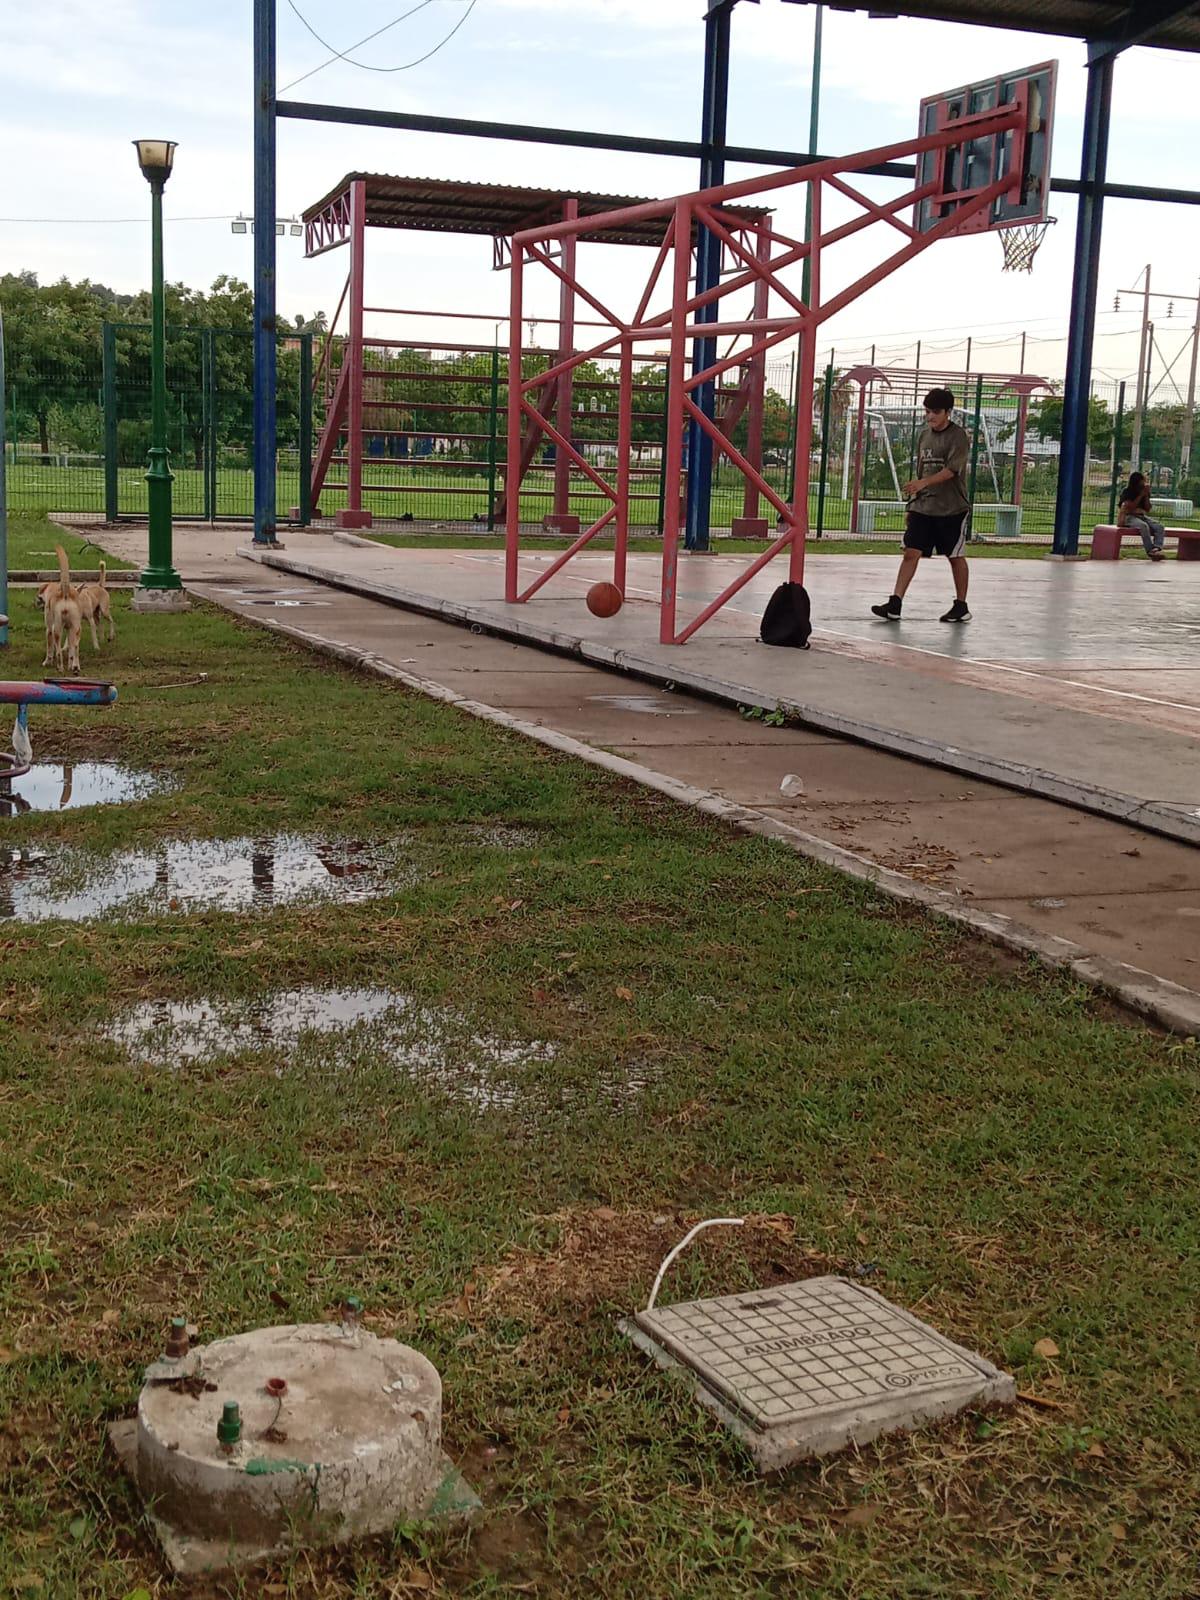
xmin=1129 ymin=264 xmax=1151 ymax=466
xmin=1119 ymin=266 xmax=1200 ymax=472
xmin=1182 ymin=276 xmax=1200 ymax=477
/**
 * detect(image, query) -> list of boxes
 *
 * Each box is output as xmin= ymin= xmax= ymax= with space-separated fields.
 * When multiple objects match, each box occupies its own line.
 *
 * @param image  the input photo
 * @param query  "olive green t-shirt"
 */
xmin=912 ymin=420 xmax=970 ymax=516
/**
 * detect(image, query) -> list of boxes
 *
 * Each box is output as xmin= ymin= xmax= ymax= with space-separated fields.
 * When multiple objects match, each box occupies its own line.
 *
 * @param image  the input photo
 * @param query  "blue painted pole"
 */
xmin=253 ymin=0 xmax=280 ymax=545
xmin=685 ymin=0 xmax=732 ymax=553
xmin=1053 ymin=44 xmax=1115 ymax=556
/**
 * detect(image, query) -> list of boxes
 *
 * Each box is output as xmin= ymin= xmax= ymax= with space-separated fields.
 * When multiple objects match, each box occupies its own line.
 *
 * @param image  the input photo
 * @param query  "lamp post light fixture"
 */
xmin=132 ymin=139 xmax=187 ymax=611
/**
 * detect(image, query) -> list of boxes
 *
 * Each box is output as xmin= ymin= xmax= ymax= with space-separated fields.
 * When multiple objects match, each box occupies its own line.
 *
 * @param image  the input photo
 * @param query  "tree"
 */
xmin=0 ymin=272 xmax=114 ymax=457
xmin=1028 ymin=393 xmax=1114 ymax=457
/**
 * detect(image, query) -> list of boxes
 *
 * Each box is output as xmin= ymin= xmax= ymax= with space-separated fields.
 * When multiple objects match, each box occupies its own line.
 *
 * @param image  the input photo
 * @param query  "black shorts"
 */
xmin=904 ymin=510 xmax=968 ymax=558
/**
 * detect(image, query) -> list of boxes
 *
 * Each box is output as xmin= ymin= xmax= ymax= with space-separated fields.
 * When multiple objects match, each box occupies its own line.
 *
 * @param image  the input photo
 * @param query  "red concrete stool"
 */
xmin=1089 ymin=524 xmax=1123 ymax=559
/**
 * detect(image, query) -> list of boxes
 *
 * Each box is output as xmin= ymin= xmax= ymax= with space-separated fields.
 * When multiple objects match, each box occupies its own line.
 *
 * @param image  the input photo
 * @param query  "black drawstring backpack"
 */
xmin=759 ymin=581 xmax=812 ymax=648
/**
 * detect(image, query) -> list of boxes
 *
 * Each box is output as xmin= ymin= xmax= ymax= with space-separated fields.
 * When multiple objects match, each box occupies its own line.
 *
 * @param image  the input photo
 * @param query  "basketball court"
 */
xmin=242 ymin=535 xmax=1200 ymax=845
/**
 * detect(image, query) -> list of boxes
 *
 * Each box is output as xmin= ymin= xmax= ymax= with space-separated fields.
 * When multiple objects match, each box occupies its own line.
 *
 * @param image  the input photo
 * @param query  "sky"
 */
xmin=2 ymin=0 xmax=1200 ymax=395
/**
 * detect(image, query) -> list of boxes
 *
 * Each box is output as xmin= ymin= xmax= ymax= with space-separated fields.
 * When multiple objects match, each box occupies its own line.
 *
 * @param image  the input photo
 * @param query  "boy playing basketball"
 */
xmin=871 ymin=387 xmax=972 ymax=623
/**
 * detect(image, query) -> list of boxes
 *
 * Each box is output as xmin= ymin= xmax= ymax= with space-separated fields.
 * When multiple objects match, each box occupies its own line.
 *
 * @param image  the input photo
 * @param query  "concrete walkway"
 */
xmin=233 ymin=536 xmax=1200 ymax=846
xmin=72 ymin=521 xmax=1200 ymax=1025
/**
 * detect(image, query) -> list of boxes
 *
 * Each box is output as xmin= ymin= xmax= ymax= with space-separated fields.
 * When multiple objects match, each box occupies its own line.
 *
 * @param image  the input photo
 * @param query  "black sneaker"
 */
xmin=940 ymin=599 xmax=971 ymax=623
xmin=870 ymin=595 xmax=902 ymax=621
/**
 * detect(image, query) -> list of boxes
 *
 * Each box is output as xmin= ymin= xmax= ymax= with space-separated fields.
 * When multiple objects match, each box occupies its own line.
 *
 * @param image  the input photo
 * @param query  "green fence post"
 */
xmin=816 ymin=363 xmax=833 ymax=539
xmin=966 ymin=373 xmax=984 ymax=539
xmin=486 ymin=343 xmax=500 ymax=530
xmin=102 ymin=321 xmax=119 ymax=522
xmin=200 ymin=327 xmax=214 ymax=521
xmin=1108 ymin=380 xmax=1126 ymax=524
xmin=299 ymin=331 xmax=313 ymax=525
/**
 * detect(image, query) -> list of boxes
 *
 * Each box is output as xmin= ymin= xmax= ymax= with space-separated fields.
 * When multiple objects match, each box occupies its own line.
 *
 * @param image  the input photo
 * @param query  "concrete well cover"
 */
xmin=114 ymin=1322 xmax=476 ymax=1574
xmin=627 ymin=1276 xmax=1014 ymax=1469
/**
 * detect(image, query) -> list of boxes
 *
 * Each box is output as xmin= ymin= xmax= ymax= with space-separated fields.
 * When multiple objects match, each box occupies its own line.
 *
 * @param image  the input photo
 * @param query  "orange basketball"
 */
xmin=586 ymin=581 xmax=623 ymax=618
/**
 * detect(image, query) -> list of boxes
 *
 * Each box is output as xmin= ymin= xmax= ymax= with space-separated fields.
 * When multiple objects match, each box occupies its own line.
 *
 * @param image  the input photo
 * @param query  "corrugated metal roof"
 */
xmin=302 ymin=174 xmax=770 ymax=248
xmin=781 ymin=1 xmax=1200 ymax=53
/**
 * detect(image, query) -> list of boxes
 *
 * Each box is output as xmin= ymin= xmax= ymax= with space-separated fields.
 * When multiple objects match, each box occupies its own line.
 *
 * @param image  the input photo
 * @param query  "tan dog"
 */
xmin=76 ymin=560 xmax=116 ymax=652
xmin=40 ymin=546 xmax=82 ymax=676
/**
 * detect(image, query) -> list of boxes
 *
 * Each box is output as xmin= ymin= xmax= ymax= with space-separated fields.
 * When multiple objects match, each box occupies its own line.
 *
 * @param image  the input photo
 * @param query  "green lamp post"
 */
xmin=132 ymin=138 xmax=187 ymax=609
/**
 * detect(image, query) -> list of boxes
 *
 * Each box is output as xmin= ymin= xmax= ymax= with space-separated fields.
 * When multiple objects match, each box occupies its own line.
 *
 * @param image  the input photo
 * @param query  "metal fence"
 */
xmin=8 ymin=325 xmax=1199 ymax=542
xmin=4 ymin=322 xmax=312 ymax=523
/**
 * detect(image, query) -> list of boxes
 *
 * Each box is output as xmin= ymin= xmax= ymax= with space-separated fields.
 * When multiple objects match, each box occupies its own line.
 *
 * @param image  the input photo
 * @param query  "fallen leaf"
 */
xmin=1110 ymin=1524 xmax=1127 ymax=1541
xmin=593 ymin=1207 xmax=617 ymax=1221
xmin=1032 ymin=1337 xmax=1060 ymax=1359
xmin=785 ymin=910 xmax=798 ymax=921
xmin=269 ymin=1289 xmax=290 ymax=1310
xmin=614 ymin=986 xmax=633 ymax=1001
xmin=68 ymin=1516 xmax=88 ymax=1541
xmin=557 ymin=1406 xmax=571 ymax=1425
xmin=1085 ymin=1441 xmax=1107 ymax=1459
xmin=100 ymin=1309 xmax=120 ymax=1326
xmin=841 ymin=1503 xmax=880 ymax=1528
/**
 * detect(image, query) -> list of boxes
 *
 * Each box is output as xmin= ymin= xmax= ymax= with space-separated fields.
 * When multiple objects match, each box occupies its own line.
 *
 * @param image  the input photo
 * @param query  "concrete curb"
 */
xmin=229 ymin=602 xmax=1200 ymax=1038
xmin=237 ymin=546 xmax=1200 ymax=850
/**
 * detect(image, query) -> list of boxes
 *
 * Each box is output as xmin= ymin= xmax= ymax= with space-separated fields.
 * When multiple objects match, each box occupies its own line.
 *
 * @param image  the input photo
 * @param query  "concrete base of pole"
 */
xmin=731 ymin=517 xmax=769 ymax=539
xmin=336 ymin=509 xmax=373 ymax=530
xmin=131 ymin=586 xmax=191 ymax=613
xmin=542 ymin=514 xmax=580 ymax=535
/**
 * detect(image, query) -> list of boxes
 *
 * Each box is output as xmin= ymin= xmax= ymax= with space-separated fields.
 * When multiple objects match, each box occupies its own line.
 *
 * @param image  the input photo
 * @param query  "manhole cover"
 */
xmin=624 ymin=1277 xmax=1013 ymax=1470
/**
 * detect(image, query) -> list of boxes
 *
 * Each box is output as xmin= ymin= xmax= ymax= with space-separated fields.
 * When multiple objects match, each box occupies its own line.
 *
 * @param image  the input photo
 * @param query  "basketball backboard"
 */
xmin=915 ymin=61 xmax=1056 ymax=237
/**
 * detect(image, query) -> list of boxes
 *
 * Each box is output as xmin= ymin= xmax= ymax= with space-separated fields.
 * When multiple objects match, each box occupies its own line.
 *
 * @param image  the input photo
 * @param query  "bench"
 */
xmin=1090 ymin=524 xmax=1200 ymax=560
xmin=1148 ymin=497 xmax=1194 ymax=519
xmin=855 ymin=501 xmax=1022 ymax=537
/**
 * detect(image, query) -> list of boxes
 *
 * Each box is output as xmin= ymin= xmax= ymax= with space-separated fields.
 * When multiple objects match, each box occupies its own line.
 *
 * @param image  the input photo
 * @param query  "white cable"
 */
xmin=644 ymin=1217 xmax=744 ymax=1313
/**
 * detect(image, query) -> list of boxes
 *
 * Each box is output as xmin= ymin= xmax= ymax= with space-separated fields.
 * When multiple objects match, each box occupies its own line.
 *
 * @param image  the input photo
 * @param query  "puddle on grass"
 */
xmin=586 ymin=693 xmax=697 ymax=717
xmin=106 ymin=985 xmax=655 ymax=1116
xmin=0 ymin=834 xmax=412 ymax=922
xmin=106 ymin=986 xmax=556 ymax=1112
xmin=0 ymin=763 xmax=169 ymax=816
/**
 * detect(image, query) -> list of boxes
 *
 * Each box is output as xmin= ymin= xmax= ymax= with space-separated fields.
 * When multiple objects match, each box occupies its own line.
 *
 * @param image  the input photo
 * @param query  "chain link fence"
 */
xmin=8 ymin=325 xmax=1197 ymax=543
xmin=4 ymin=322 xmax=311 ymax=523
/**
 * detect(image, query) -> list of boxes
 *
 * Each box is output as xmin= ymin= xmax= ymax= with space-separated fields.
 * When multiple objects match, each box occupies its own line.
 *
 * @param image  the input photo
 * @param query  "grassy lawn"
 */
xmin=1 ymin=510 xmax=1197 ymax=1597
xmin=2 ymin=514 xmax=135 ymax=573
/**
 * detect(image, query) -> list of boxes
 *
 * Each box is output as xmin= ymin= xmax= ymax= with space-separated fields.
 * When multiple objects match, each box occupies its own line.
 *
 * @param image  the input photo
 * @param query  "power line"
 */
xmin=281 ymin=0 xmax=478 ymax=93
xmin=0 ymin=214 xmax=237 ymax=225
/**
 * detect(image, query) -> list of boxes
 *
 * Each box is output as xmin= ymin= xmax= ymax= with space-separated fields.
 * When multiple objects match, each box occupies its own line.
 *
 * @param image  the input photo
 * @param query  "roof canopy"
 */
xmin=302 ymin=173 xmax=770 ymax=249
xmin=778 ymin=1 xmax=1200 ymax=53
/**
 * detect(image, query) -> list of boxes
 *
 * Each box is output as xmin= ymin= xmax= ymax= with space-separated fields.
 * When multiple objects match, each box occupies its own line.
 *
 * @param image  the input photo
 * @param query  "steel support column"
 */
xmin=553 ymin=197 xmax=579 ymax=520
xmin=1053 ymin=45 xmax=1115 ymax=555
xmin=252 ymin=0 xmax=279 ymax=545
xmin=338 ymin=179 xmax=371 ymax=529
xmin=685 ymin=0 xmax=733 ymax=552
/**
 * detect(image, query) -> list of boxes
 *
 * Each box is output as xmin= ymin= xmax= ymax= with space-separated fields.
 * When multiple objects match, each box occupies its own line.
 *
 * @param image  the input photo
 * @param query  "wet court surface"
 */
xmin=236 ymin=542 xmax=1200 ymax=832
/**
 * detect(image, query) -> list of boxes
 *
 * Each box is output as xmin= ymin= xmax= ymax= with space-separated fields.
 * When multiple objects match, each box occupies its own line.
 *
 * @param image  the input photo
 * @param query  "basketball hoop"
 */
xmin=999 ymin=217 xmax=1055 ymax=273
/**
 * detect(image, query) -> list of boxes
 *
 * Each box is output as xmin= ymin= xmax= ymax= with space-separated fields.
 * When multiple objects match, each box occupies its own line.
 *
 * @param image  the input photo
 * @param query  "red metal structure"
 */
xmin=302 ymin=175 xmax=770 ymax=530
xmin=504 ymin=91 xmax=1041 ymax=643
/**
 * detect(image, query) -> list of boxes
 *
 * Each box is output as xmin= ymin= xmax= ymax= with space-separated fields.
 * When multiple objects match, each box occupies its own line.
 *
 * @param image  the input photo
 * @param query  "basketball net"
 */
xmin=999 ymin=217 xmax=1055 ymax=273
